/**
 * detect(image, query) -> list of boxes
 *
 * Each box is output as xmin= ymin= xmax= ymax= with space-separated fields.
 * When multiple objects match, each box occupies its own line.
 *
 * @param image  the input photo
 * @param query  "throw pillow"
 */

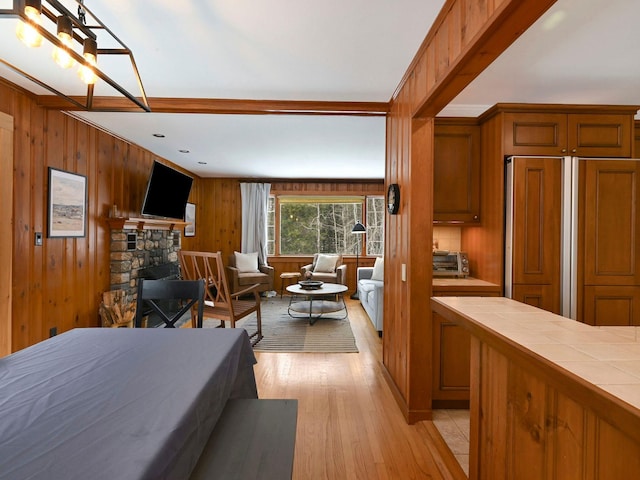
xmin=371 ymin=257 xmax=384 ymax=281
xmin=313 ymin=254 xmax=339 ymax=273
xmin=234 ymin=251 xmax=259 ymax=273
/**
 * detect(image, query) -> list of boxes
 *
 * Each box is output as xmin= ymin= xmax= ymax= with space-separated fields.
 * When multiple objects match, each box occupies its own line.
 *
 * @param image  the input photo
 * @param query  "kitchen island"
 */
xmin=431 ymin=296 xmax=640 ymax=480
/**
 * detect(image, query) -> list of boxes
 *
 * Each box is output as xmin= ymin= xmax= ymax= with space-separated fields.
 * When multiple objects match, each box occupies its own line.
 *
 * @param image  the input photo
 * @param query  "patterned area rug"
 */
xmin=203 ymin=296 xmax=358 ymax=353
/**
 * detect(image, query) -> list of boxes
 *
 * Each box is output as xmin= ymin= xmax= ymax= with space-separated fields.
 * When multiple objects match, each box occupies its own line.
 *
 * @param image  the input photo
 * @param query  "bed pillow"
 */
xmin=234 ymin=251 xmax=260 ymax=273
xmin=313 ymin=254 xmax=340 ymax=273
xmin=371 ymin=257 xmax=384 ymax=281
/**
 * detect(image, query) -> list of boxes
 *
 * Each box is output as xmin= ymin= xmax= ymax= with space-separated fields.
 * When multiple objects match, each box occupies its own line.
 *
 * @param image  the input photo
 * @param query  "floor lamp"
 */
xmin=350 ymin=221 xmax=366 ymax=299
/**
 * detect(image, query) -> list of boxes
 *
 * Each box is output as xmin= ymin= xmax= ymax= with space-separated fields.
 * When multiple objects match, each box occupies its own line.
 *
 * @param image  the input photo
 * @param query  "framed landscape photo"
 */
xmin=47 ymin=167 xmax=87 ymax=238
xmin=184 ymin=202 xmax=196 ymax=237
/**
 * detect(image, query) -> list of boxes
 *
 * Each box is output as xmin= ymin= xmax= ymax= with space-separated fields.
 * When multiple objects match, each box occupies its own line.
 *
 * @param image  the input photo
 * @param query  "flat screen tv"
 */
xmin=141 ymin=161 xmax=193 ymax=220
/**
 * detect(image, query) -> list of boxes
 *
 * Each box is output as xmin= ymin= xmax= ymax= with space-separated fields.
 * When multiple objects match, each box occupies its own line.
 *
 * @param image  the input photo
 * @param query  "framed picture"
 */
xmin=184 ymin=202 xmax=196 ymax=237
xmin=47 ymin=167 xmax=87 ymax=238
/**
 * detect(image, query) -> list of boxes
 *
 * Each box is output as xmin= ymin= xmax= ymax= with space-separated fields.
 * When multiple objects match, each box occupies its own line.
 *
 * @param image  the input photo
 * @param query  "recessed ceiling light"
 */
xmin=152 ymin=133 xmax=165 ymax=138
xmin=198 ymin=161 xmax=207 ymax=165
xmin=178 ymin=149 xmax=190 ymax=153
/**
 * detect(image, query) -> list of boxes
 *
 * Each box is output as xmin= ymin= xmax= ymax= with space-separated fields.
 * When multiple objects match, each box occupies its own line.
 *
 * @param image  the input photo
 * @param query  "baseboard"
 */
xmin=381 ymin=363 xmax=432 ymax=424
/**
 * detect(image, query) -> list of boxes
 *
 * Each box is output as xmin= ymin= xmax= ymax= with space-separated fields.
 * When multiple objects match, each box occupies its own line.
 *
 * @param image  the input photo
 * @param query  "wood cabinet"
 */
xmin=508 ymin=156 xmax=562 ymax=315
xmin=432 ymin=311 xmax=471 ymax=408
xmin=504 ymin=111 xmax=634 ymax=157
xmin=433 ymin=121 xmax=481 ymax=224
xmin=579 ymin=158 xmax=640 ymax=325
xmin=431 ymin=282 xmax=500 ymax=408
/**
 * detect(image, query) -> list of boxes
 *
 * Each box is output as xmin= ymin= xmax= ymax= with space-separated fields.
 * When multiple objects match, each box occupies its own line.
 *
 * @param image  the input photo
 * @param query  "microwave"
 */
xmin=432 ymin=251 xmax=470 ymax=277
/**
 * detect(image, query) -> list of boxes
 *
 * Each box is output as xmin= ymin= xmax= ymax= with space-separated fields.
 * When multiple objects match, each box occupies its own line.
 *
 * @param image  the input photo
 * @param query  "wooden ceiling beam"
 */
xmin=35 ymin=96 xmax=389 ymax=116
xmin=398 ymin=0 xmax=558 ymax=117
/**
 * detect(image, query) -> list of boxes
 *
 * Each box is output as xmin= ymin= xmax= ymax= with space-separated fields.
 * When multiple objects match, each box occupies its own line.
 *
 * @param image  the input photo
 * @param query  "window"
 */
xmin=267 ymin=196 xmax=275 ymax=255
xmin=268 ymin=195 xmax=385 ymax=256
xmin=366 ymin=197 xmax=385 ymax=256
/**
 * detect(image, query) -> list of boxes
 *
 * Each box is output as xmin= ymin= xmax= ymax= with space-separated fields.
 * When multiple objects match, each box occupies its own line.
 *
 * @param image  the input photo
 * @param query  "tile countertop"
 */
xmin=432 ymin=277 xmax=500 ymax=288
xmin=431 ymin=296 xmax=640 ymax=412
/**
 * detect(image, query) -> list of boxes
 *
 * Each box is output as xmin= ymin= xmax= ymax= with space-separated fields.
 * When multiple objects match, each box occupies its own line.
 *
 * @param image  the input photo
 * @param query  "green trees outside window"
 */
xmin=267 ymin=196 xmax=384 ymax=256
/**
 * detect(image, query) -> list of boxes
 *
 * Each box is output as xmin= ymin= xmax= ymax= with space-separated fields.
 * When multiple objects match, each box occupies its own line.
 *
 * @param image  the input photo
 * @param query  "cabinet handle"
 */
xmin=571 ymin=148 xmax=577 ymax=153
xmin=561 ymin=148 xmax=567 ymax=153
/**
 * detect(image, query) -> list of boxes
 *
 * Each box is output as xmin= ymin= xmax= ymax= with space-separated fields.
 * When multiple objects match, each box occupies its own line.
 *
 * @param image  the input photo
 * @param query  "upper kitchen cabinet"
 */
xmin=501 ymin=105 xmax=638 ymax=157
xmin=433 ymin=120 xmax=480 ymax=224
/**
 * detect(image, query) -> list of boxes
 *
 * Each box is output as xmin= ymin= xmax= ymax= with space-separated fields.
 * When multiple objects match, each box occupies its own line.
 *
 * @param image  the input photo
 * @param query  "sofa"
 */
xmin=357 ymin=266 xmax=383 ymax=335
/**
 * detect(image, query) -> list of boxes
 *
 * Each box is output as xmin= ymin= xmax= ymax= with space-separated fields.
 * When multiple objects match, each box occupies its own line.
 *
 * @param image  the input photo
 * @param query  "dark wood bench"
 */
xmin=190 ymin=399 xmax=298 ymax=480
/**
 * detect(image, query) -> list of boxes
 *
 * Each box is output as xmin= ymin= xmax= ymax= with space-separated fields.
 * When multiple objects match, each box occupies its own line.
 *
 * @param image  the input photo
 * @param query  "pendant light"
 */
xmin=15 ymin=0 xmax=43 ymax=48
xmin=78 ymin=37 xmax=98 ymax=84
xmin=52 ymin=16 xmax=76 ymax=69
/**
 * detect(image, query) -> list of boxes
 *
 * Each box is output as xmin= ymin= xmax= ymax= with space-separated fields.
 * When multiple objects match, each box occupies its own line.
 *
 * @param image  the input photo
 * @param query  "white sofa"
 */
xmin=357 ymin=267 xmax=383 ymax=335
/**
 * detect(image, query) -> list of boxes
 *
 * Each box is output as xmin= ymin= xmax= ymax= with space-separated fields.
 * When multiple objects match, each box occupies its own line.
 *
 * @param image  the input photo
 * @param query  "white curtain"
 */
xmin=240 ymin=182 xmax=271 ymax=266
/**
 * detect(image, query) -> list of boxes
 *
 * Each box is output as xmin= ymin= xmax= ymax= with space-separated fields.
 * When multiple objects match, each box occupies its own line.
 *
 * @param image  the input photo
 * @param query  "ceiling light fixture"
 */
xmin=77 ymin=36 xmax=97 ymax=84
xmin=52 ymin=15 xmax=75 ymax=69
xmin=1 ymin=0 xmax=149 ymax=111
xmin=15 ymin=0 xmax=42 ymax=47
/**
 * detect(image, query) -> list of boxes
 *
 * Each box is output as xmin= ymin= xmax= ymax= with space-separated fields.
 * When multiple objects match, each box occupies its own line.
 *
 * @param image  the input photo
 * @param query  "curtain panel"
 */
xmin=240 ymin=183 xmax=271 ymax=265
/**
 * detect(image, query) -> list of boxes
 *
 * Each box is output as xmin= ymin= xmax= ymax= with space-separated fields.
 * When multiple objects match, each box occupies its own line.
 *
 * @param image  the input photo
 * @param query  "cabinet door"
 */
xmin=511 ymin=157 xmax=562 ymax=300
xmin=433 ymin=124 xmax=480 ymax=223
xmin=583 ymin=286 xmax=640 ymax=326
xmin=569 ymin=114 xmax=632 ymax=157
xmin=581 ymin=159 xmax=640 ymax=286
xmin=511 ymin=284 xmax=561 ymax=315
xmin=432 ymin=311 xmax=470 ymax=406
xmin=503 ymin=112 xmax=567 ymax=156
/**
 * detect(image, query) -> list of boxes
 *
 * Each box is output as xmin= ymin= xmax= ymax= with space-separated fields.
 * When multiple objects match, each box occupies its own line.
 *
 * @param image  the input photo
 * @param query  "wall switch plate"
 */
xmin=35 ymin=232 xmax=43 ymax=246
xmin=401 ymin=263 xmax=407 ymax=282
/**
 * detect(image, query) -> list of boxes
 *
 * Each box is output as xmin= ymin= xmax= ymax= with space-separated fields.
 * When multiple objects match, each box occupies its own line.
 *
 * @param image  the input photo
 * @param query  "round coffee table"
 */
xmin=286 ymin=283 xmax=348 ymax=325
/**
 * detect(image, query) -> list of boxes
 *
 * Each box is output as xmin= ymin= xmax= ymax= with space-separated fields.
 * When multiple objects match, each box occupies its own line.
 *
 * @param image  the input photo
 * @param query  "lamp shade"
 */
xmin=352 ymin=221 xmax=366 ymax=234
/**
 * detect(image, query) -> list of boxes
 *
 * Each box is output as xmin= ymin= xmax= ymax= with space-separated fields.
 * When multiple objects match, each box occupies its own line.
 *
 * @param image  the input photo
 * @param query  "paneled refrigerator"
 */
xmin=505 ymin=156 xmax=640 ymax=324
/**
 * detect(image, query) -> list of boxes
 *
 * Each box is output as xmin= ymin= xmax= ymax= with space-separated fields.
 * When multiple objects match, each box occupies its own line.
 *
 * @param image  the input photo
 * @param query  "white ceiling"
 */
xmin=1 ymin=0 xmax=639 ymax=179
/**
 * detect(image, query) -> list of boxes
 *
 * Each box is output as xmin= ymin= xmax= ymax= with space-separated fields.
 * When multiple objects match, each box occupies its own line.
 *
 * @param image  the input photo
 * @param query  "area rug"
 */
xmin=203 ymin=296 xmax=358 ymax=353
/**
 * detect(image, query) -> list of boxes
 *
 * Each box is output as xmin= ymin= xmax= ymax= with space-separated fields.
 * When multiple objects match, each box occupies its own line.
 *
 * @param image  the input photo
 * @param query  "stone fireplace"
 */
xmin=109 ymin=227 xmax=182 ymax=300
xmin=106 ymin=217 xmax=190 ymax=327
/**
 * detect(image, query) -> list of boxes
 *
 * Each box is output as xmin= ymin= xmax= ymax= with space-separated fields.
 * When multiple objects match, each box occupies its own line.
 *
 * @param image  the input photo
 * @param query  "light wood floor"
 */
xmin=254 ymin=299 xmax=467 ymax=480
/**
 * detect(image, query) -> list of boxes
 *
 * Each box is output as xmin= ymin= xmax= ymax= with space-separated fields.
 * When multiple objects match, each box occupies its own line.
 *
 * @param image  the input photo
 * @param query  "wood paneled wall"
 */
xmin=193 ymin=178 xmax=383 ymax=292
xmin=0 ymin=77 xmax=382 ymax=354
xmin=382 ymin=0 xmax=557 ymax=423
xmin=0 ymin=80 xmax=201 ymax=353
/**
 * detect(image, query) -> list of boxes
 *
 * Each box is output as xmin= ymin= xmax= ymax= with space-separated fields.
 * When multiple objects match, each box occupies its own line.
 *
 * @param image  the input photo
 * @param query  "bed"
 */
xmin=0 ymin=328 xmax=258 ymax=479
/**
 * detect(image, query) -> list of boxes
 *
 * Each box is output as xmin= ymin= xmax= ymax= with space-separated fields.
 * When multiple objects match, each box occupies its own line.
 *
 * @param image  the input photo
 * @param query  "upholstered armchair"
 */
xmin=300 ymin=253 xmax=347 ymax=285
xmin=226 ymin=252 xmax=275 ymax=294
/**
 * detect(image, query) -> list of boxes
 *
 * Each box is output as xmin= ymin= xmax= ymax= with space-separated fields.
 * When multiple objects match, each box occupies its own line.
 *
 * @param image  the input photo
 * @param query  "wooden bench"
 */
xmin=190 ymin=399 xmax=298 ymax=480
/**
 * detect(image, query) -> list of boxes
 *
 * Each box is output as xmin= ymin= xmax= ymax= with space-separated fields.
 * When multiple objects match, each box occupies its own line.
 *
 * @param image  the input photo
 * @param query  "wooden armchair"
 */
xmin=178 ymin=250 xmax=263 ymax=345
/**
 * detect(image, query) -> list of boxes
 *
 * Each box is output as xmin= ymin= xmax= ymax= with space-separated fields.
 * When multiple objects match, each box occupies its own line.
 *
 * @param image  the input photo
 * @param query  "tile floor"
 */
xmin=432 ymin=409 xmax=470 ymax=476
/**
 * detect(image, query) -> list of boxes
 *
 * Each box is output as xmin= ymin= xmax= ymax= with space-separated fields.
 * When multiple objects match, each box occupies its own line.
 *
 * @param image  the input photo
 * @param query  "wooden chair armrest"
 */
xmin=230 ymin=283 xmax=261 ymax=299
